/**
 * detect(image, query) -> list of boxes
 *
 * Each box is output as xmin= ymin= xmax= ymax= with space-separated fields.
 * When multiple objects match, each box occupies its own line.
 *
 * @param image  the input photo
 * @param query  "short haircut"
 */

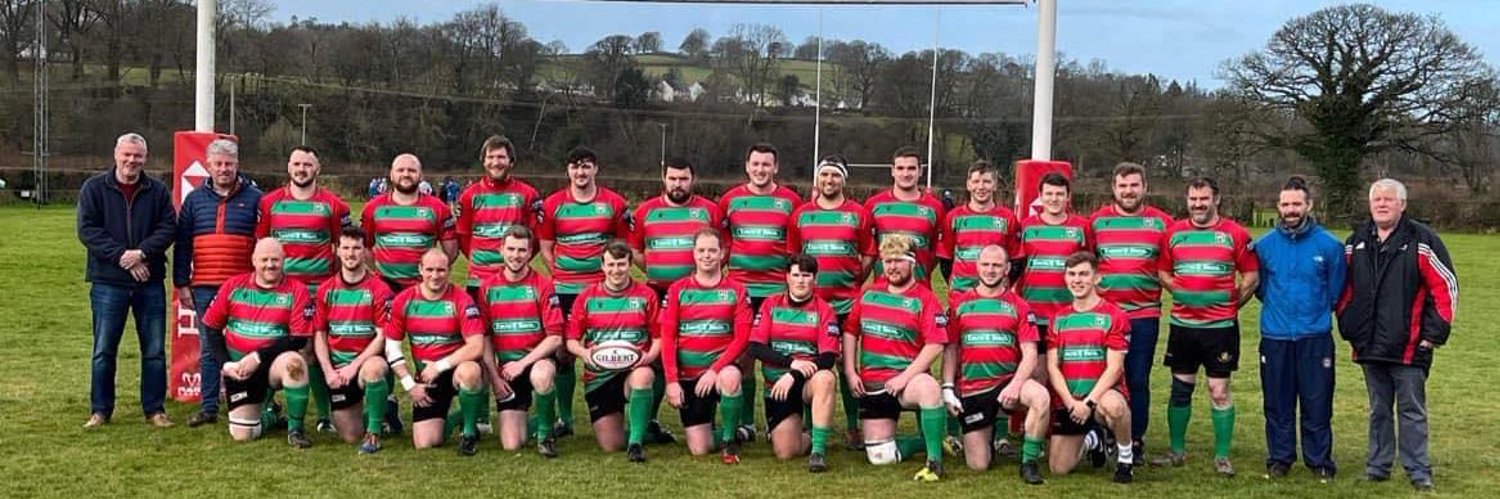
xmin=745 ymin=142 xmax=778 ymax=163
xmin=340 ymin=225 xmax=365 ymax=243
xmin=1113 ymin=162 xmax=1146 ymax=181
xmin=692 ymin=227 xmax=723 ymax=247
xmin=566 ymin=146 xmax=598 ymax=165
xmin=1369 ymin=178 xmax=1407 ymax=202
xmin=206 ymin=139 xmax=238 ymax=158
xmin=662 ymin=156 xmax=694 ymax=175
xmin=968 ymin=160 xmax=997 ymax=178
xmin=290 ymin=145 xmax=318 ymax=160
xmin=116 ymin=133 xmax=148 ymax=151
xmin=891 ymin=146 xmax=922 ymax=164
xmin=787 ymin=254 xmax=818 ymax=274
xmin=1187 ymin=176 xmax=1219 ymax=196
xmin=504 ymin=225 xmax=534 ymax=245
xmin=1039 ymin=172 xmax=1070 ymax=193
xmin=481 ymin=135 xmax=516 ymax=160
xmin=603 ymin=239 xmax=633 ymax=260
xmin=1281 ymin=175 xmax=1312 ymax=201
xmin=1064 ymin=251 xmax=1097 ymax=270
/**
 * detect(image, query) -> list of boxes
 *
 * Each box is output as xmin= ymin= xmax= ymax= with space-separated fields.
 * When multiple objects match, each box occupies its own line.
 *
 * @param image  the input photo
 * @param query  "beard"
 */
xmin=394 ymin=178 xmax=418 ymax=194
xmin=1115 ymin=196 xmax=1140 ymax=211
xmin=978 ymin=276 xmax=1005 ymax=290
xmin=667 ymin=188 xmax=691 ymax=204
xmin=291 ymin=176 xmax=315 ymax=189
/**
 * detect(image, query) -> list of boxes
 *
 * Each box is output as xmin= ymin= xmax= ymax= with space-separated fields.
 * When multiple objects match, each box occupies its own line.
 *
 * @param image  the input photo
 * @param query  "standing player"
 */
xmin=362 ymin=154 xmax=458 ymax=292
xmin=661 ymin=229 xmax=753 ymax=462
xmin=1046 ymin=252 xmax=1134 ymax=483
xmin=200 ymin=239 xmax=315 ymax=447
xmin=1154 ymin=176 xmax=1259 ymax=476
xmin=865 ymin=147 xmax=946 ymax=280
xmin=257 ymin=145 xmax=353 ymax=434
xmin=311 ymin=227 xmax=395 ymax=454
xmin=457 ymin=135 xmax=541 ymax=295
xmin=787 ymin=155 xmax=874 ymax=448
xmin=719 ymin=142 xmax=802 ymax=442
xmin=750 ymin=254 xmax=841 ymax=472
xmin=384 ymin=249 xmax=488 ymax=455
xmin=629 ymin=156 xmax=724 ymax=444
xmin=938 ymin=160 xmax=1019 ymax=294
xmin=477 ymin=227 xmax=565 ymax=457
xmin=844 ymin=234 xmax=949 ymax=482
xmin=1015 ymin=173 xmax=1092 ymax=349
xmin=566 ymin=241 xmax=662 ymax=463
xmin=1089 ymin=162 xmax=1173 ymax=463
xmin=537 ymin=146 xmax=631 ymax=438
xmin=942 ymin=245 xmax=1051 ymax=482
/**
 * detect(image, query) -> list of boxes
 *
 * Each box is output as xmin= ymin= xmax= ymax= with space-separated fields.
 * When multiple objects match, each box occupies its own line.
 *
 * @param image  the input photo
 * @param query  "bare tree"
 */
xmin=827 ymin=40 xmax=890 ymax=111
xmin=678 ymin=28 xmax=709 ymax=61
xmin=48 ymin=0 xmax=100 ymax=79
xmin=634 ymin=31 xmax=660 ymax=54
xmin=0 ymin=0 xmax=33 ymax=82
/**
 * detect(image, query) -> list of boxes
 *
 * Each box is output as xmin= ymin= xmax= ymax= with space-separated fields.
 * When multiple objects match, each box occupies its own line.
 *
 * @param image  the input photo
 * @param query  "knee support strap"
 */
xmin=228 ymin=416 xmax=264 ymax=439
xmin=865 ymin=439 xmax=900 ymax=465
xmin=1170 ymin=378 xmax=1196 ymax=407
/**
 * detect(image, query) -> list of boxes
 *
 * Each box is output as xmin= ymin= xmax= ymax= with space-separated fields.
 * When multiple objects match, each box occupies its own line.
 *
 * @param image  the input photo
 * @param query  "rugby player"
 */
xmin=566 ymin=241 xmax=662 ymax=463
xmin=477 ymin=226 xmax=565 ymax=457
xmin=361 ymin=154 xmax=458 ymax=292
xmin=1046 ymin=252 xmax=1134 ymax=483
xmin=1015 ymin=173 xmax=1092 ymax=367
xmin=844 ymin=234 xmax=949 ymax=482
xmin=384 ymin=249 xmax=488 ymax=455
xmin=311 ymin=227 xmax=395 ymax=453
xmin=865 ymin=146 xmax=946 ymax=280
xmin=749 ymin=254 xmax=841 ymax=472
xmin=938 ymin=160 xmax=1019 ymax=294
xmin=1154 ymin=176 xmax=1259 ymax=476
xmin=457 ymin=135 xmax=541 ymax=295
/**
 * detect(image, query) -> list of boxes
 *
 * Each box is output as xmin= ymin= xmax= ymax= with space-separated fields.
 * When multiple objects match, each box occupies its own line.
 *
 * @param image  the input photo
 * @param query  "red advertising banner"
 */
xmin=169 ymin=131 xmax=236 ymax=403
xmin=1014 ymin=159 xmax=1073 ymax=218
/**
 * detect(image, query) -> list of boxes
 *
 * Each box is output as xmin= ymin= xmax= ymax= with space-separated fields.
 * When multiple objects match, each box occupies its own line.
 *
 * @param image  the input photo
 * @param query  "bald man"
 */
xmin=199 ymin=238 xmax=317 ymax=446
xmin=384 ymin=248 xmax=489 ymax=455
xmin=361 ymin=154 xmax=458 ymax=292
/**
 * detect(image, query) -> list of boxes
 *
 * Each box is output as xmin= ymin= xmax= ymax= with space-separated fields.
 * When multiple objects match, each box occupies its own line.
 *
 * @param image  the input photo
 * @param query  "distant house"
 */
xmin=657 ymin=80 xmax=705 ymax=102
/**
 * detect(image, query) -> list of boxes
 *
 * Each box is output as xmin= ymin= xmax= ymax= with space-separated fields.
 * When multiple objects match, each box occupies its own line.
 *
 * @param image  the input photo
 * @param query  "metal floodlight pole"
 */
xmin=33 ymin=0 xmax=48 ymax=206
xmin=1031 ymin=0 xmax=1057 ymax=160
xmin=658 ymin=123 xmax=668 ymax=165
xmin=298 ymin=103 xmax=312 ymax=144
xmin=195 ymin=0 xmax=216 ymax=132
xmin=925 ymin=9 xmax=940 ymax=189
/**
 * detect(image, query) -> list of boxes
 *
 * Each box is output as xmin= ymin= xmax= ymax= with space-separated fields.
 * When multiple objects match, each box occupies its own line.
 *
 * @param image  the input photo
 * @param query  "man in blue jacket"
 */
xmin=77 ymin=133 xmax=177 ymax=429
xmin=1252 ymin=176 xmax=1345 ymax=481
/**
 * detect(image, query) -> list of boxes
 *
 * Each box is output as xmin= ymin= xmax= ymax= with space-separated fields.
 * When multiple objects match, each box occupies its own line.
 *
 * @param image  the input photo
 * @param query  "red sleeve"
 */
xmin=1235 ymin=227 xmax=1259 ymax=272
xmin=1417 ymin=240 xmax=1458 ymax=325
xmin=254 ymin=195 xmax=272 ymax=239
xmin=627 ymin=200 xmax=647 ymax=251
xmin=1107 ymin=307 xmax=1130 ymax=351
xmin=201 ymin=277 xmax=237 ymax=330
xmin=936 ymin=210 xmax=956 ymax=259
xmin=539 ymin=277 xmax=565 ymax=337
xmin=566 ymin=288 xmax=589 ymax=341
xmin=1014 ymin=219 xmax=1032 ymax=260
xmin=1336 ymin=242 xmax=1354 ymax=314
xmin=312 ymin=280 xmax=332 ymax=333
xmin=644 ymin=285 xmax=662 ymax=340
xmin=660 ymin=281 xmax=682 ymax=382
xmin=536 ymin=193 xmax=558 ymax=241
xmin=1014 ymin=298 xmax=1040 ymax=343
xmin=361 ymin=201 xmax=377 ymax=249
xmin=843 ymin=292 xmax=863 ymax=336
xmin=435 ymin=196 xmax=457 ymax=243
xmin=1005 ymin=212 xmax=1023 ymax=261
xmin=1156 ymin=225 xmax=1176 ymax=272
xmin=1045 ymin=320 xmax=1061 ymax=348
xmin=710 ymin=200 xmax=729 ymax=243
xmin=945 ymin=293 xmax=964 ymax=340
xmin=384 ymin=292 xmax=408 ymax=342
xmin=524 ymin=186 xmax=542 ymax=233
xmin=750 ymin=296 xmax=774 ymax=344
xmin=1080 ymin=216 xmax=1095 ymax=252
xmin=856 ymin=206 xmax=876 ymax=257
xmin=785 ymin=205 xmax=805 ymax=255
xmin=816 ymin=299 xmax=842 ymax=355
xmin=457 ymin=292 xmax=484 ymax=338
xmin=611 ymin=194 xmax=632 ymax=242
xmin=711 ymin=283 xmax=754 ymax=373
xmin=330 ymin=196 xmax=350 ymax=244
xmin=455 ymin=188 xmax=475 ymax=255
xmin=920 ymin=289 xmax=948 ymax=345
xmin=290 ymin=284 xmax=315 ymax=337
xmin=372 ymin=281 xmax=394 ymax=331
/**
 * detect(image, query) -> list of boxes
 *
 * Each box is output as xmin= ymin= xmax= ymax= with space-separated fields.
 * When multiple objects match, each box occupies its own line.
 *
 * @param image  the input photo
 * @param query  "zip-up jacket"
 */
xmin=77 ymin=168 xmax=176 ymax=285
xmin=1253 ymin=217 xmax=1346 ymax=340
xmin=173 ymin=177 xmax=262 ymax=288
xmin=1336 ymin=215 xmax=1458 ymax=369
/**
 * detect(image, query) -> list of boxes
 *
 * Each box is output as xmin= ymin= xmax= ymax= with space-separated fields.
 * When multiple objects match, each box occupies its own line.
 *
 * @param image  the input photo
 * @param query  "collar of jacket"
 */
xmin=1277 ymin=215 xmax=1318 ymax=240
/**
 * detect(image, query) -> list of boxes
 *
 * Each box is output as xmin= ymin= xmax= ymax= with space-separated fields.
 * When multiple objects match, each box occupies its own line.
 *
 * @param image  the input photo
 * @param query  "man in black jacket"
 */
xmin=1337 ymin=178 xmax=1458 ymax=491
xmin=77 ymin=133 xmax=176 ymax=429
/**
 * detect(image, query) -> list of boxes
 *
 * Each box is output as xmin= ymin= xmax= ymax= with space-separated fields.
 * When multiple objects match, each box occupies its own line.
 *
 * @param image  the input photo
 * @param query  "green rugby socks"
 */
xmin=628 ymin=388 xmax=652 ymax=446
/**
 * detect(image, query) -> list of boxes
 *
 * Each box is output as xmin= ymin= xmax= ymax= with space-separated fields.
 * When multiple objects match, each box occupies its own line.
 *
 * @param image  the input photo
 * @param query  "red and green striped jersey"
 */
xmin=567 ymin=281 xmax=659 ymax=391
xmin=478 ymin=270 xmax=564 ymax=363
xmin=938 ymin=204 xmax=1021 ymax=293
xmin=255 ymin=187 xmax=351 ymax=290
xmin=457 ymin=177 xmax=542 ymax=287
xmin=947 ymin=290 xmax=1039 ymax=397
xmin=361 ymin=193 xmax=456 ymax=289
xmin=661 ymin=275 xmax=753 ymax=382
xmin=787 ymin=199 xmax=875 ymax=314
xmin=1017 ymin=214 xmax=1093 ymax=326
xmin=750 ymin=293 xmax=840 ymax=389
xmin=1089 ymin=205 xmax=1173 ymax=319
xmin=1159 ymin=218 xmax=1258 ymax=328
xmin=844 ymin=284 xmax=948 ymax=391
xmin=628 ymin=195 xmax=725 ymax=289
xmin=536 ymin=187 xmax=631 ymax=295
xmin=720 ymin=184 xmax=803 ymax=298
xmin=1048 ymin=300 xmax=1130 ymax=403
xmin=865 ymin=189 xmax=947 ymax=279
xmin=201 ymin=274 xmax=314 ymax=362
xmin=313 ymin=273 xmax=394 ymax=368
xmin=385 ymin=284 xmax=484 ymax=370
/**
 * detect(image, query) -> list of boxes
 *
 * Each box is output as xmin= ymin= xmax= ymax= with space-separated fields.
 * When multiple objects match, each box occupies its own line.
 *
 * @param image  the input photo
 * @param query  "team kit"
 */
xmin=223 ymin=136 xmax=1264 ymax=485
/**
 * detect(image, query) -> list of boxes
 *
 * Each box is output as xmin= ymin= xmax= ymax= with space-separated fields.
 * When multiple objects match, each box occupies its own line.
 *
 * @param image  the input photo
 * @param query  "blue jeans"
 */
xmin=192 ymin=285 xmax=228 ymax=415
xmin=1124 ymin=317 xmax=1160 ymax=444
xmin=1260 ymin=335 xmax=1336 ymax=472
xmin=90 ymin=282 xmax=168 ymax=418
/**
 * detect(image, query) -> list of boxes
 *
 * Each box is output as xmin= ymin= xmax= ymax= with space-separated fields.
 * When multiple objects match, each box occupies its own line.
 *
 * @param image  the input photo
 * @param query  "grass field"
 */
xmin=3 ymin=204 xmax=1497 ymax=498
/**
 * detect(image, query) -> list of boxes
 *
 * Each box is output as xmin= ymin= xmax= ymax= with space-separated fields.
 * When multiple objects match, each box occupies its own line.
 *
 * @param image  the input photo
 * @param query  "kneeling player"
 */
xmin=385 ymin=249 xmax=489 ymax=455
xmin=478 ymin=227 xmax=565 ymax=457
xmin=566 ymin=241 xmax=661 ymax=462
xmin=844 ymin=234 xmax=950 ymax=481
xmin=942 ymin=244 xmax=1052 ymax=483
xmin=661 ymin=229 xmax=752 ymax=462
xmin=313 ymin=227 xmax=396 ymax=453
xmin=201 ymin=239 xmax=316 ymax=447
xmin=750 ymin=254 xmax=841 ymax=472
xmin=1046 ymin=252 xmax=1134 ymax=483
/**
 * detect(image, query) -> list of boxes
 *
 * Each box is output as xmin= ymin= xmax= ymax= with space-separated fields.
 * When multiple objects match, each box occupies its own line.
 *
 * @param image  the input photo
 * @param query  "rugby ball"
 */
xmin=590 ymin=341 xmax=642 ymax=371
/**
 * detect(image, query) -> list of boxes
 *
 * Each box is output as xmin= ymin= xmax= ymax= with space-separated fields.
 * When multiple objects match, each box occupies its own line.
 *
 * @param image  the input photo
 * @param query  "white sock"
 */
xmin=1117 ymin=443 xmax=1133 ymax=464
xmin=1082 ymin=430 xmax=1099 ymax=450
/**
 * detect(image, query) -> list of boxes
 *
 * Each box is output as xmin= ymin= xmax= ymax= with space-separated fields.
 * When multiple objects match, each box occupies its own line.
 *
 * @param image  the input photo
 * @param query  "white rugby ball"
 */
xmin=590 ymin=340 xmax=642 ymax=371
